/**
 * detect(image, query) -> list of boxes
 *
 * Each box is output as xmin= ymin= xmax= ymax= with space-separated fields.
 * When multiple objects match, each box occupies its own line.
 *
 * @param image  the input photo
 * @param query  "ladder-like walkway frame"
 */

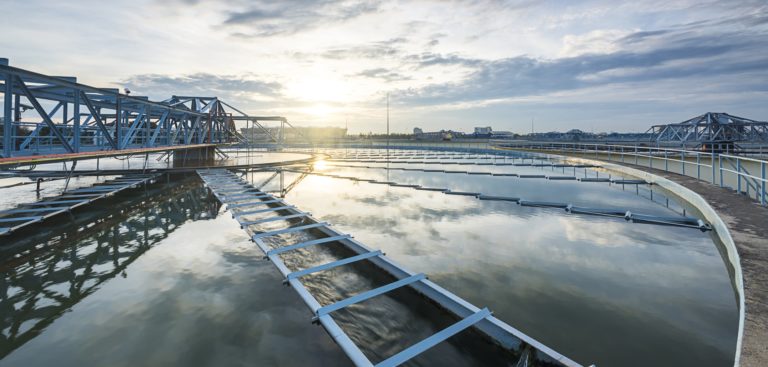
xmin=197 ymin=168 xmax=584 ymax=367
xmin=0 ymin=174 xmax=159 ymax=236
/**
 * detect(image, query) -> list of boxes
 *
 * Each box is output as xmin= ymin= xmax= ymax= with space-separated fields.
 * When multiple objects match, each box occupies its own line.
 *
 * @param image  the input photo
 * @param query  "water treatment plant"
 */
xmin=1 ymin=55 xmax=766 ymax=367
xmin=5 ymin=2 xmax=768 ymax=367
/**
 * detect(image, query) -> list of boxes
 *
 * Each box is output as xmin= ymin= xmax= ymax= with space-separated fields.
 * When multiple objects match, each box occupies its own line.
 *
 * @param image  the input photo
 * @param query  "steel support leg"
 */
xmin=2 ymin=62 xmax=12 ymax=157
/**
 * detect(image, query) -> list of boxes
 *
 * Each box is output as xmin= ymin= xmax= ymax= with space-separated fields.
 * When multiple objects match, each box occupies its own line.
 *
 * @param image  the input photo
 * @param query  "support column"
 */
xmin=172 ymin=146 xmax=215 ymax=168
xmin=115 ymin=94 xmax=121 ymax=150
xmin=73 ymin=89 xmax=80 ymax=152
xmin=145 ymin=103 xmax=150 ymax=148
xmin=2 ymin=58 xmax=12 ymax=157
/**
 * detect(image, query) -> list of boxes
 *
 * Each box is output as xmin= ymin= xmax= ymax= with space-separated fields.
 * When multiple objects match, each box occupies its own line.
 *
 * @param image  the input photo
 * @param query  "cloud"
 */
xmin=319 ymin=38 xmax=408 ymax=60
xmin=395 ymin=14 xmax=768 ymax=106
xmin=121 ymin=73 xmax=284 ymax=102
xmin=353 ymin=68 xmax=412 ymax=82
xmin=222 ymin=0 xmax=380 ymax=37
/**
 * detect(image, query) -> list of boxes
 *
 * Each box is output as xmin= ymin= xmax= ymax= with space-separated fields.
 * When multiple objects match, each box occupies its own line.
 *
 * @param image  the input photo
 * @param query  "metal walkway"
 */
xmin=197 ymin=168 xmax=584 ymax=367
xmin=0 ymin=173 xmax=159 ymax=236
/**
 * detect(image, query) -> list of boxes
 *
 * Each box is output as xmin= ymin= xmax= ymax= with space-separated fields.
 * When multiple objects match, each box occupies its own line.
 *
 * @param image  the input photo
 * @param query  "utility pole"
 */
xmin=386 ymin=92 xmax=390 ymax=159
xmin=531 ymin=117 xmax=534 ymax=135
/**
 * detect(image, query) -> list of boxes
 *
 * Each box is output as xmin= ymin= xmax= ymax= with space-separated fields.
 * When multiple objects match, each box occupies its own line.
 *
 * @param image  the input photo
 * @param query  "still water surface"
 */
xmin=0 ymin=149 xmax=738 ymax=366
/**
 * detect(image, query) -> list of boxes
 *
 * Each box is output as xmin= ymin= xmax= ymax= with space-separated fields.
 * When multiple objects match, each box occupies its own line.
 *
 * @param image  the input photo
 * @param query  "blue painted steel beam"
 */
xmin=375 ymin=308 xmax=492 ymax=367
xmin=1 ymin=61 xmax=272 ymax=157
xmin=3 ymin=59 xmax=12 ymax=157
xmin=0 ymin=207 xmax=69 ymax=214
xmin=24 ymin=199 xmax=88 ymax=206
xmin=0 ymin=216 xmax=43 ymax=223
xmin=239 ymin=212 xmax=309 ymax=227
xmin=222 ymin=193 xmax=269 ymax=200
xmin=79 ymin=91 xmax=118 ymax=150
xmin=316 ymin=273 xmax=426 ymax=317
xmin=267 ymin=234 xmax=351 ymax=256
xmin=15 ymin=76 xmax=74 ymax=153
xmin=233 ymin=205 xmax=295 ymax=218
xmin=227 ymin=199 xmax=282 ymax=209
xmin=19 ymin=102 xmax=63 ymax=150
xmin=251 ymin=221 xmax=328 ymax=239
xmin=286 ymin=250 xmax=382 ymax=280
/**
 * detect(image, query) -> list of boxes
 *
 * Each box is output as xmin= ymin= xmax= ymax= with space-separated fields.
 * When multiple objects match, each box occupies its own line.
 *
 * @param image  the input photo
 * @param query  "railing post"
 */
xmin=649 ymin=147 xmax=653 ymax=169
xmin=737 ymin=158 xmax=742 ymax=194
xmin=762 ymin=161 xmax=766 ymax=206
xmin=719 ymin=155 xmax=723 ymax=187
xmin=681 ymin=150 xmax=686 ymax=176
xmin=711 ymin=151 xmax=716 ymax=185
xmin=696 ymin=154 xmax=700 ymax=180
xmin=635 ymin=146 xmax=638 ymax=165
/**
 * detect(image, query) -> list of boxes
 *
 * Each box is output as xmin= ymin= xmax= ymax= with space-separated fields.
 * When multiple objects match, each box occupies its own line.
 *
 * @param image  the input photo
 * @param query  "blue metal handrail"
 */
xmin=493 ymin=141 xmax=768 ymax=206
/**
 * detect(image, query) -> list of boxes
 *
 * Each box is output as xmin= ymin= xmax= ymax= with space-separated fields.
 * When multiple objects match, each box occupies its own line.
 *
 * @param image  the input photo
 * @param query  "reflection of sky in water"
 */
xmin=253 ymin=152 xmax=739 ymax=367
xmin=0 ymin=148 xmax=740 ymax=367
xmin=0 ymin=180 xmax=349 ymax=367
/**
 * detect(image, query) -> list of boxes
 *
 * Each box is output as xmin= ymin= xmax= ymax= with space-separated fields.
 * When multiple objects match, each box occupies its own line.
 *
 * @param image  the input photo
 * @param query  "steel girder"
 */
xmin=649 ymin=112 xmax=768 ymax=146
xmin=0 ymin=58 xmax=257 ymax=158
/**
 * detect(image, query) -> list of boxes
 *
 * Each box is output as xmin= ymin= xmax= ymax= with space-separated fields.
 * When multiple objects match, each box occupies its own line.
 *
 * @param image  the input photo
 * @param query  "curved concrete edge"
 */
xmin=547 ymin=153 xmax=745 ymax=367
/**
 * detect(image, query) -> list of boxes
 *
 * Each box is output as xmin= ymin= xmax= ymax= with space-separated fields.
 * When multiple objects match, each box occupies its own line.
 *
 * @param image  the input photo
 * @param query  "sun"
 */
xmin=287 ymin=72 xmax=349 ymax=103
xmin=305 ymin=104 xmax=334 ymax=117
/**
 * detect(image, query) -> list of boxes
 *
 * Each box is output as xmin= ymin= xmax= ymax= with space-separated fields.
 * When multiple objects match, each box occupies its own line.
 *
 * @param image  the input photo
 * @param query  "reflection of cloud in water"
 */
xmin=283 ymin=166 xmax=738 ymax=367
xmin=323 ymin=165 xmax=676 ymax=216
xmin=0 ymin=190 xmax=349 ymax=367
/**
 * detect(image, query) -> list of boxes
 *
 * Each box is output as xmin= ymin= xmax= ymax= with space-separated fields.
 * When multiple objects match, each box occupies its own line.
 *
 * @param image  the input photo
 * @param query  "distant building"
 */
xmin=490 ymin=130 xmax=515 ymax=139
xmin=413 ymin=127 xmax=460 ymax=141
xmin=413 ymin=126 xmax=513 ymax=140
xmin=474 ymin=127 xmax=492 ymax=136
xmin=472 ymin=126 xmax=515 ymax=139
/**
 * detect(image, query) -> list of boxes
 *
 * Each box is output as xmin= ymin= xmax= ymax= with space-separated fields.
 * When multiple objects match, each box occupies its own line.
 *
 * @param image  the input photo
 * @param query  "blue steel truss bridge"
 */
xmin=0 ymin=57 xmax=295 ymax=165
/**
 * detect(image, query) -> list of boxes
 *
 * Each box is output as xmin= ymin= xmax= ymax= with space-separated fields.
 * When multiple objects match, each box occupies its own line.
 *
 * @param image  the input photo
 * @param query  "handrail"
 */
xmin=494 ymin=141 xmax=767 ymax=206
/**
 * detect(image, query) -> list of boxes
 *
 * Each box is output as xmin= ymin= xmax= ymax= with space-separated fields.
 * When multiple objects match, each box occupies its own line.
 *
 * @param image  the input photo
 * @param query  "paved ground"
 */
xmin=621 ymin=164 xmax=768 ymax=367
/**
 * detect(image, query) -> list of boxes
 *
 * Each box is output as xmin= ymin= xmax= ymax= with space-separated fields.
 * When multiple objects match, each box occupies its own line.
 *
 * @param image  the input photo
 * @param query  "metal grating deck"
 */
xmin=0 ymin=174 xmax=160 ymax=236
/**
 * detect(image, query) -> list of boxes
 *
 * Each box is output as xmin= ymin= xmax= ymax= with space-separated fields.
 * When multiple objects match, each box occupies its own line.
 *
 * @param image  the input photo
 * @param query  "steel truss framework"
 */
xmin=0 ymin=58 xmax=288 ymax=158
xmin=649 ymin=112 xmax=768 ymax=146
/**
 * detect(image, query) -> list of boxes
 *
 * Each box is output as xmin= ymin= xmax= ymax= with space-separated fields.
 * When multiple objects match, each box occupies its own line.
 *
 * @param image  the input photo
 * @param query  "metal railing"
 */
xmin=493 ymin=141 xmax=768 ymax=206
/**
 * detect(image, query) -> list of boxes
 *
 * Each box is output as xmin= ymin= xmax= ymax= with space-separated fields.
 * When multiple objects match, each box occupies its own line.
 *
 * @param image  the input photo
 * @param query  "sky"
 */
xmin=1 ymin=0 xmax=766 ymax=134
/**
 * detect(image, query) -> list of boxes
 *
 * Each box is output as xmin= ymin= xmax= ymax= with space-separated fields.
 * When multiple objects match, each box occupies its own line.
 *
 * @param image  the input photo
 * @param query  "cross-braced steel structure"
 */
xmin=0 ymin=58 xmax=296 ymax=159
xmin=649 ymin=112 xmax=768 ymax=147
